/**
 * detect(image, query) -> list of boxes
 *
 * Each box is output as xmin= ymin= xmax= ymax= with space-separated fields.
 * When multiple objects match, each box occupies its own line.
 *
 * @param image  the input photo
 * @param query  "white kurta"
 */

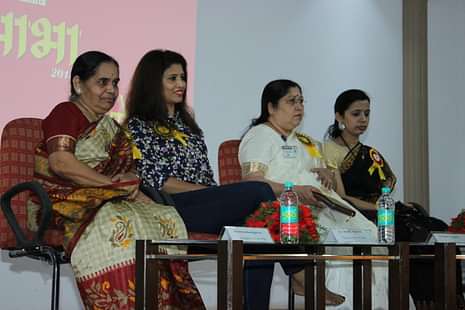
xmin=239 ymin=124 xmax=415 ymax=309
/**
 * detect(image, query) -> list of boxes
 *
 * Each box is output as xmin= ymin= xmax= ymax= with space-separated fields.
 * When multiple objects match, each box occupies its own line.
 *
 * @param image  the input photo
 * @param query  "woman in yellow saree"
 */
xmin=28 ymin=51 xmax=205 ymax=310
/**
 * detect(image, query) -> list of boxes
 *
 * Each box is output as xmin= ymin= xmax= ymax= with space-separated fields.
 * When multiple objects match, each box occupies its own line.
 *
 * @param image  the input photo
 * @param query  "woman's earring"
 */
xmin=338 ymin=122 xmax=345 ymax=130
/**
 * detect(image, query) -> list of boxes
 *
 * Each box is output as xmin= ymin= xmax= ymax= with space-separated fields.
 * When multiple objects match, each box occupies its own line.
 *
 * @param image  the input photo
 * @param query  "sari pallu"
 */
xmin=338 ymin=143 xmax=396 ymax=204
xmin=29 ymin=115 xmax=205 ymax=310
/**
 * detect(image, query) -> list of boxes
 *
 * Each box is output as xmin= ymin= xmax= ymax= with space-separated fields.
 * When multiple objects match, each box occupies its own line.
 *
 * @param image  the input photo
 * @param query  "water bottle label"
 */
xmin=280 ymin=205 xmax=298 ymax=223
xmin=280 ymin=204 xmax=299 ymax=243
xmin=377 ymin=209 xmax=394 ymax=225
xmin=281 ymin=223 xmax=299 ymax=235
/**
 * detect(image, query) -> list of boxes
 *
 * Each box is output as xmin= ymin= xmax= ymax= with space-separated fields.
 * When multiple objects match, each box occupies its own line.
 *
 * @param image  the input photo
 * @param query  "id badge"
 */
xmin=282 ymin=145 xmax=297 ymax=158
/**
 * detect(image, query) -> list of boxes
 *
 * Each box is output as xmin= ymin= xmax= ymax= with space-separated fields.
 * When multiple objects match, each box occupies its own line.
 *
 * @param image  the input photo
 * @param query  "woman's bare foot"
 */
xmin=292 ymin=271 xmax=345 ymax=305
xmin=325 ymin=288 xmax=346 ymax=306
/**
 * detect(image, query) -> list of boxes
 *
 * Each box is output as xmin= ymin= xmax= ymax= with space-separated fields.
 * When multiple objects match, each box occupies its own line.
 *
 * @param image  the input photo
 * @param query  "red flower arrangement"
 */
xmin=245 ymin=200 xmax=320 ymax=243
xmin=449 ymin=209 xmax=465 ymax=233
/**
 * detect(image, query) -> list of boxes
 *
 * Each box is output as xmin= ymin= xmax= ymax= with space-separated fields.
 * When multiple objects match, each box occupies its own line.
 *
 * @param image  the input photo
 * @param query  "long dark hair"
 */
xmin=69 ymin=51 xmax=119 ymax=101
xmin=326 ymin=89 xmax=370 ymax=139
xmin=124 ymin=49 xmax=201 ymax=134
xmin=247 ymin=79 xmax=302 ymax=129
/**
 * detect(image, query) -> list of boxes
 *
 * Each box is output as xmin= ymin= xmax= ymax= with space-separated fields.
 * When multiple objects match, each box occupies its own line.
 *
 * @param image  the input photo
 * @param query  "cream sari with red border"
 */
xmin=31 ymin=115 xmax=205 ymax=309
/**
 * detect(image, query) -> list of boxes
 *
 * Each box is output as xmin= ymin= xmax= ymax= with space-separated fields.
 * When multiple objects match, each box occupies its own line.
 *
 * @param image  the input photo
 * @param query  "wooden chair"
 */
xmin=217 ymin=139 xmax=298 ymax=310
xmin=218 ymin=139 xmax=242 ymax=185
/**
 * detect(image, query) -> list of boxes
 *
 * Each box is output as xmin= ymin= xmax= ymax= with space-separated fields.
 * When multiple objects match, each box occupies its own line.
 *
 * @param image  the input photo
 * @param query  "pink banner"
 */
xmin=0 ymin=0 xmax=197 ymax=130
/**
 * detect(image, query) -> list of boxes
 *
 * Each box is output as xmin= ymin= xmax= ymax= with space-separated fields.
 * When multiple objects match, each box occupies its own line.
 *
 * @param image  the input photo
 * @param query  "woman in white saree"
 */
xmin=239 ymin=79 xmax=415 ymax=309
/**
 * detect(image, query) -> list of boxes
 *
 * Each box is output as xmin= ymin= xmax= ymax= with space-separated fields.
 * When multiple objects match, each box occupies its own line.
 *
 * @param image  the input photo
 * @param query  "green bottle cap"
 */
xmin=284 ymin=181 xmax=294 ymax=189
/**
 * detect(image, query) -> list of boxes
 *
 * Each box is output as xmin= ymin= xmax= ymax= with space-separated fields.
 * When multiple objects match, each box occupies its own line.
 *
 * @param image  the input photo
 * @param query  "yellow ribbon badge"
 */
xmin=154 ymin=124 xmax=189 ymax=146
xmin=368 ymin=148 xmax=386 ymax=180
xmin=122 ymin=128 xmax=142 ymax=159
xmin=131 ymin=144 xmax=142 ymax=159
xmin=296 ymin=132 xmax=322 ymax=158
xmin=172 ymin=129 xmax=189 ymax=146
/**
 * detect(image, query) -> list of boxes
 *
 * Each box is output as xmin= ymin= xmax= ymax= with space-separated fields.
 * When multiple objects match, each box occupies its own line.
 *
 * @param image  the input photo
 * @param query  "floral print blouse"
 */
xmin=128 ymin=114 xmax=216 ymax=189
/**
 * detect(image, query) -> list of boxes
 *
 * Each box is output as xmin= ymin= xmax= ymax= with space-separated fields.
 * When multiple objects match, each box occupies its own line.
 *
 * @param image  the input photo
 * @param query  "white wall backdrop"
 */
xmin=428 ymin=0 xmax=465 ymax=223
xmin=1 ymin=1 xmax=406 ymax=309
xmin=195 ymin=0 xmax=403 ymax=200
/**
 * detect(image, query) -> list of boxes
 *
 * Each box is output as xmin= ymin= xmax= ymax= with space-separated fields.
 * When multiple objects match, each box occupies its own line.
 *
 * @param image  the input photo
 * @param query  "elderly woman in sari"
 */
xmin=29 ymin=51 xmax=205 ymax=309
xmin=323 ymin=88 xmax=464 ymax=308
xmin=239 ymin=79 xmax=416 ymax=309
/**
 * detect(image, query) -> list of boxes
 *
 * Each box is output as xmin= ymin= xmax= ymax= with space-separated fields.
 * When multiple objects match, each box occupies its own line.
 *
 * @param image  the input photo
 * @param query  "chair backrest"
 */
xmin=218 ymin=139 xmax=241 ymax=185
xmin=0 ymin=118 xmax=63 ymax=249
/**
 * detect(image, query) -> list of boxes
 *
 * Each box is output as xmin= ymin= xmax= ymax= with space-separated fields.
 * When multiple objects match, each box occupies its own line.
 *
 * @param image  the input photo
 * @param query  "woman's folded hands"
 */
xmin=111 ymin=172 xmax=140 ymax=200
xmin=310 ymin=168 xmax=335 ymax=190
xmin=294 ymin=185 xmax=324 ymax=207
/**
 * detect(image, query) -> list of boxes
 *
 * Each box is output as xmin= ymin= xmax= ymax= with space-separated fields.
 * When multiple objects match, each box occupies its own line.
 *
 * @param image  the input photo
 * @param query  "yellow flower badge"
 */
xmin=154 ymin=124 xmax=171 ymax=137
xmin=296 ymin=132 xmax=322 ymax=158
xmin=153 ymin=124 xmax=189 ymax=146
xmin=368 ymin=148 xmax=386 ymax=180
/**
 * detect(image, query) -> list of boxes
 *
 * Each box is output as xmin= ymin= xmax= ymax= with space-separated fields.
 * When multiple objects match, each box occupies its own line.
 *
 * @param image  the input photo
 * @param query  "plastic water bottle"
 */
xmin=280 ymin=181 xmax=299 ymax=244
xmin=377 ymin=186 xmax=395 ymax=243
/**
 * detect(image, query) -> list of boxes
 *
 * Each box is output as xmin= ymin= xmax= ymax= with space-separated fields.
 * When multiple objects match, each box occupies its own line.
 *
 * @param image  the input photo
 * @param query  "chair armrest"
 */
xmin=139 ymin=184 xmax=175 ymax=206
xmin=1 ymin=181 xmax=52 ymax=248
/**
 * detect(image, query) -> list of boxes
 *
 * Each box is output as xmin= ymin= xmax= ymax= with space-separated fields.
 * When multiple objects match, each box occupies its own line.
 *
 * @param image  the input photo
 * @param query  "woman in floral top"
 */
xmin=125 ymin=49 xmax=276 ymax=310
xmin=128 ymin=114 xmax=216 ymax=190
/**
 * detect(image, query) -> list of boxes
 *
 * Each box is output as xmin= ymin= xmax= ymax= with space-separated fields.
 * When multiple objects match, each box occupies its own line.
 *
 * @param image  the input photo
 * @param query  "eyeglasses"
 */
xmin=286 ymin=96 xmax=305 ymax=106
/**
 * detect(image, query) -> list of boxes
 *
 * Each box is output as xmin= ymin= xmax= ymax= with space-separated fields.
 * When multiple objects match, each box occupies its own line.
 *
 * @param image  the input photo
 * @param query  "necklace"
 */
xmin=339 ymin=135 xmax=358 ymax=150
xmin=339 ymin=135 xmax=362 ymax=159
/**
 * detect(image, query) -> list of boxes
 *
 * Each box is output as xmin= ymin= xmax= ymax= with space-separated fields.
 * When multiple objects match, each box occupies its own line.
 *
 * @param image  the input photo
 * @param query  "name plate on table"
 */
xmin=220 ymin=226 xmax=274 ymax=244
xmin=427 ymin=232 xmax=465 ymax=245
xmin=324 ymin=228 xmax=377 ymax=244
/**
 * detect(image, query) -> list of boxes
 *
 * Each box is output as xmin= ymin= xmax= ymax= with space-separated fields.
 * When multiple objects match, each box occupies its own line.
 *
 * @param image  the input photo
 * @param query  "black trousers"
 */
xmin=172 ymin=181 xmax=276 ymax=310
